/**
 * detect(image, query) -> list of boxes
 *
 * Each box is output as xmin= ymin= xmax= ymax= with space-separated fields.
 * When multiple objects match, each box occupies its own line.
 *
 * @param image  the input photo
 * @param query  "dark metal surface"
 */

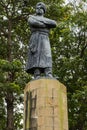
xmin=26 ymin=2 xmax=57 ymax=78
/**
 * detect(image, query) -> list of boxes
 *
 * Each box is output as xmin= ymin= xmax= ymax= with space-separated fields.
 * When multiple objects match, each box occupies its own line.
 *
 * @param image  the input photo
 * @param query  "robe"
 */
xmin=26 ymin=15 xmax=56 ymax=74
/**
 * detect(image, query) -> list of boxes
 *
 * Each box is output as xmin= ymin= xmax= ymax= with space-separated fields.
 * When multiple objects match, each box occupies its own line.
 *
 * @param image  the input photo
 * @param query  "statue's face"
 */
xmin=36 ymin=5 xmax=44 ymax=15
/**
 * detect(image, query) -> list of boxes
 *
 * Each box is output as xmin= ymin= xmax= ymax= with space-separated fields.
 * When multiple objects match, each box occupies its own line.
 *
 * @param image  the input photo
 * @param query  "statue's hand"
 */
xmin=29 ymin=43 xmax=37 ymax=54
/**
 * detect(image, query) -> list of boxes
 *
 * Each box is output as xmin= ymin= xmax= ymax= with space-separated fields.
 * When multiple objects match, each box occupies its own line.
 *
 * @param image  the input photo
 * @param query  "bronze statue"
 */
xmin=26 ymin=2 xmax=57 ymax=79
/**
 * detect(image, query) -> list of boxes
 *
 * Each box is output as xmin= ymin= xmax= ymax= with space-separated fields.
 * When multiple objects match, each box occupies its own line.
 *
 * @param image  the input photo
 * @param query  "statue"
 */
xmin=26 ymin=2 xmax=57 ymax=79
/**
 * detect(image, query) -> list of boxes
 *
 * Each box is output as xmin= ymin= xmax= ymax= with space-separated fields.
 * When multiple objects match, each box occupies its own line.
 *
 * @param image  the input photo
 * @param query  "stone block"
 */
xmin=24 ymin=79 xmax=68 ymax=130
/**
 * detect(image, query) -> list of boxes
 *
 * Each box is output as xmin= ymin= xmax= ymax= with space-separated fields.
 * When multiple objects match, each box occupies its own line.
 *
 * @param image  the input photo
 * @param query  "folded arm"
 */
xmin=43 ymin=17 xmax=57 ymax=28
xmin=28 ymin=15 xmax=46 ymax=28
xmin=28 ymin=15 xmax=57 ymax=28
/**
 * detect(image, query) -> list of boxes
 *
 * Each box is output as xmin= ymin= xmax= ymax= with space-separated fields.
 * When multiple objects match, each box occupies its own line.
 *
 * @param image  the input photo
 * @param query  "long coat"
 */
xmin=26 ymin=15 xmax=56 ymax=74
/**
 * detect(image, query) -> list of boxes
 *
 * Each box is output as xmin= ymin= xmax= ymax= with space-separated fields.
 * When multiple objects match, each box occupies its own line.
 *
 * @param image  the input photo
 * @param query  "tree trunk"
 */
xmin=6 ymin=92 xmax=14 ymax=130
xmin=6 ymin=17 xmax=14 ymax=130
xmin=7 ymin=20 xmax=12 ymax=61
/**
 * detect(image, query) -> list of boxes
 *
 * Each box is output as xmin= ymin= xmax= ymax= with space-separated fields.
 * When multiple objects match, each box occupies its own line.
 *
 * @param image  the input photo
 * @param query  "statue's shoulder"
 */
xmin=28 ymin=14 xmax=36 ymax=19
xmin=28 ymin=15 xmax=36 ymax=23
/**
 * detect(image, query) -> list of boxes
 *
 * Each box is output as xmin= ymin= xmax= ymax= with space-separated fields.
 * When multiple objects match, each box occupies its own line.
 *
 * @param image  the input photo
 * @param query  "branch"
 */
xmin=0 ymin=28 xmax=8 ymax=38
xmin=80 ymin=31 xmax=87 ymax=58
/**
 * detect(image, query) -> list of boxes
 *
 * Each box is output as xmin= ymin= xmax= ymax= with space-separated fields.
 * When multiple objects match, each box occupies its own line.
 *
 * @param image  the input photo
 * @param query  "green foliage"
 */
xmin=51 ymin=1 xmax=87 ymax=129
xmin=68 ymin=86 xmax=87 ymax=130
xmin=0 ymin=0 xmax=87 ymax=130
xmin=0 ymin=98 xmax=6 ymax=130
xmin=0 ymin=59 xmax=22 ymax=72
xmin=0 ymin=0 xmax=31 ymax=129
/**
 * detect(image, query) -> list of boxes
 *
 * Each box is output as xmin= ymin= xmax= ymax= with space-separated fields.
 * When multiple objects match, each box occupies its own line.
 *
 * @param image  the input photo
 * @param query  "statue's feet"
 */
xmin=44 ymin=67 xmax=53 ymax=78
xmin=35 ymin=75 xmax=41 ymax=79
xmin=34 ymin=69 xmax=41 ymax=79
xmin=46 ymin=74 xmax=53 ymax=78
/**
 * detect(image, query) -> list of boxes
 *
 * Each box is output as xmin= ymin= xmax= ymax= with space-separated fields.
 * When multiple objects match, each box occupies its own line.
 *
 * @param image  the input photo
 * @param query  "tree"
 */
xmin=51 ymin=0 xmax=87 ymax=129
xmin=0 ymin=0 xmax=87 ymax=130
xmin=0 ymin=0 xmax=31 ymax=130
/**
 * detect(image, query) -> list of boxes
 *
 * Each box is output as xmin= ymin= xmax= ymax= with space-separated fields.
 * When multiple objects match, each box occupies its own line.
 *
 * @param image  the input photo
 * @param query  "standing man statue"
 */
xmin=26 ymin=2 xmax=57 ymax=79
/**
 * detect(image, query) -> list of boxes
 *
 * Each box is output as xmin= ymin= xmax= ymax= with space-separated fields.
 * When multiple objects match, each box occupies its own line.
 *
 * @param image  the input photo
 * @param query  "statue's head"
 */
xmin=36 ymin=2 xmax=46 ymax=15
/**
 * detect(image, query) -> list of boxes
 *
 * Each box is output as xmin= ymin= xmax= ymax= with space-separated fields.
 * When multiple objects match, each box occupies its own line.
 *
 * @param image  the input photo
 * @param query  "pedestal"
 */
xmin=24 ymin=79 xmax=68 ymax=130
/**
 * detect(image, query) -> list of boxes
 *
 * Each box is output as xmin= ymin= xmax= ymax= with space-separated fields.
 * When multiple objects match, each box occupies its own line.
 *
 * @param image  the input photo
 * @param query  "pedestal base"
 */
xmin=24 ymin=79 xmax=68 ymax=130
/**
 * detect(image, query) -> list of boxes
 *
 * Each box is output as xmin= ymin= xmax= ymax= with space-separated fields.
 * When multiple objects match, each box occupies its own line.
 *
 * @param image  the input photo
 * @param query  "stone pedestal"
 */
xmin=24 ymin=79 xmax=68 ymax=130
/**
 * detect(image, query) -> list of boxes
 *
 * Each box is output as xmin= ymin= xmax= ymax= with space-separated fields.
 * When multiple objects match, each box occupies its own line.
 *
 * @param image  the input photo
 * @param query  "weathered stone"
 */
xmin=24 ymin=79 xmax=69 ymax=130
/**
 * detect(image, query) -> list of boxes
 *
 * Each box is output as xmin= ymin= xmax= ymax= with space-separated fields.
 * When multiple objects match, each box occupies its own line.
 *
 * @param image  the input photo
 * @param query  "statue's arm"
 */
xmin=28 ymin=15 xmax=46 ymax=28
xmin=44 ymin=18 xmax=57 ymax=28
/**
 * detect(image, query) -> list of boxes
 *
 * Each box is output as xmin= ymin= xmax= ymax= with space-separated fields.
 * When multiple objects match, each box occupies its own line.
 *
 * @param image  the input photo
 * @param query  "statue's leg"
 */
xmin=44 ymin=67 xmax=53 ymax=78
xmin=34 ymin=68 xmax=41 ymax=79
